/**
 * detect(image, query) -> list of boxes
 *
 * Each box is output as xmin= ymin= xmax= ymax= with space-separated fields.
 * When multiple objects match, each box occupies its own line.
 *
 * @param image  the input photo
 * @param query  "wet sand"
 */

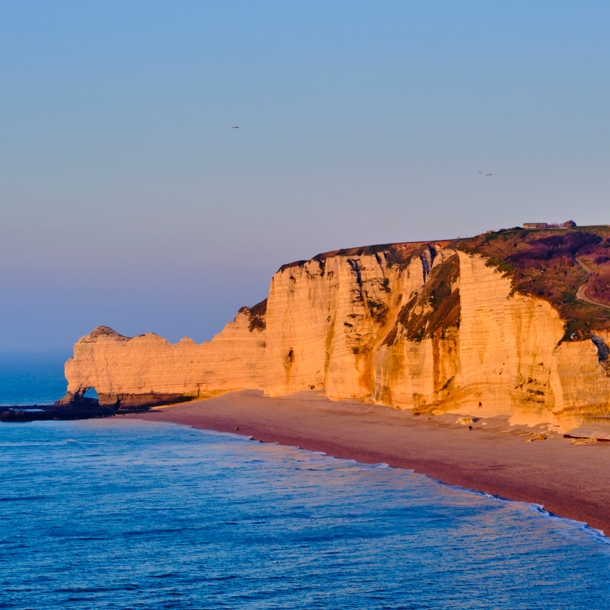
xmin=125 ymin=390 xmax=610 ymax=535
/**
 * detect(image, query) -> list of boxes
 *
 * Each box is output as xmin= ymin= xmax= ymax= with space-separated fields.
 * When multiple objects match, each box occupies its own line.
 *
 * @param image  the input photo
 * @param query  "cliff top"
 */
xmin=83 ymin=326 xmax=131 ymax=342
xmin=279 ymin=225 xmax=610 ymax=338
xmin=455 ymin=225 xmax=610 ymax=338
xmin=279 ymin=240 xmax=451 ymax=272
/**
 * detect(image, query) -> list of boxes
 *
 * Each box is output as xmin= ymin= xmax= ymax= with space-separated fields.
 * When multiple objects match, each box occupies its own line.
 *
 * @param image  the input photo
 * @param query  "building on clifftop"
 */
xmin=523 ymin=220 xmax=577 ymax=229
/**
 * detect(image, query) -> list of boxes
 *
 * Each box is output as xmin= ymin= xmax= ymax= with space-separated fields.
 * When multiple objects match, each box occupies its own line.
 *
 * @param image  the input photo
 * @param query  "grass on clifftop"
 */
xmin=454 ymin=226 xmax=610 ymax=339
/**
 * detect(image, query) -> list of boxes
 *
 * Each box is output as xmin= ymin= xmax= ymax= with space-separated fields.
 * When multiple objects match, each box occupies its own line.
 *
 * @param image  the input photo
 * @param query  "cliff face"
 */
xmin=61 ymin=230 xmax=610 ymax=429
xmin=264 ymin=243 xmax=446 ymax=399
xmin=61 ymin=305 xmax=266 ymax=407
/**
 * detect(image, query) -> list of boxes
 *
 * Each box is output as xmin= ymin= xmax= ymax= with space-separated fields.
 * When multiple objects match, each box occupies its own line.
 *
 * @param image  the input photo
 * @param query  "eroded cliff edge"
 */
xmin=59 ymin=227 xmax=610 ymax=430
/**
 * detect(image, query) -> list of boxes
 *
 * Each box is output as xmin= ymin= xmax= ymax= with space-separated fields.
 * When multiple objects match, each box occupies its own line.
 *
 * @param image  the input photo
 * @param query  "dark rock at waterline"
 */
xmin=56 ymin=391 xmax=194 ymax=410
xmin=0 ymin=398 xmax=150 ymax=423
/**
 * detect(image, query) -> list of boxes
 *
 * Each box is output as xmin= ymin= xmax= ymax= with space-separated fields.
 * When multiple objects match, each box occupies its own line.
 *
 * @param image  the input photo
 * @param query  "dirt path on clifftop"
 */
xmin=125 ymin=390 xmax=610 ymax=536
xmin=576 ymin=258 xmax=610 ymax=311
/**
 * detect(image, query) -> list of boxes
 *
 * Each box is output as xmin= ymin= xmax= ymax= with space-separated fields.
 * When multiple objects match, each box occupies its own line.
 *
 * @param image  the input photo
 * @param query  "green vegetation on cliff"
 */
xmin=454 ymin=226 xmax=610 ymax=339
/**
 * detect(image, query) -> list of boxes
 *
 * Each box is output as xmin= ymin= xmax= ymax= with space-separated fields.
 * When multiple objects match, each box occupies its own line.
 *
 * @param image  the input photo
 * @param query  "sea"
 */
xmin=1 ymin=356 xmax=610 ymax=609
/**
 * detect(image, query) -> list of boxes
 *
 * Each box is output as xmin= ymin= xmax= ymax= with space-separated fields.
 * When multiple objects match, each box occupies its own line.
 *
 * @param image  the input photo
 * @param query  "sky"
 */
xmin=1 ymin=0 xmax=610 ymax=354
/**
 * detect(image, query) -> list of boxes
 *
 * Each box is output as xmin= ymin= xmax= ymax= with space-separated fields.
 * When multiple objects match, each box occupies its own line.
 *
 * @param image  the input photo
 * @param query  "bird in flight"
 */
xmin=477 ymin=170 xmax=493 ymax=176
xmin=233 ymin=126 xmax=239 ymax=129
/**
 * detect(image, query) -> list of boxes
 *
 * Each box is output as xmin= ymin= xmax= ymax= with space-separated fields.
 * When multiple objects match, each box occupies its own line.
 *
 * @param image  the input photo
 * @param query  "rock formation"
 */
xmin=60 ymin=303 xmax=266 ymax=408
xmin=60 ymin=227 xmax=610 ymax=429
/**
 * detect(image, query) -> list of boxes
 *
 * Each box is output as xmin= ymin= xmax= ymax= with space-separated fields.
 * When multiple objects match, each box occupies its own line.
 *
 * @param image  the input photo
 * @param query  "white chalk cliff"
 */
xmin=61 ymin=239 xmax=610 ymax=429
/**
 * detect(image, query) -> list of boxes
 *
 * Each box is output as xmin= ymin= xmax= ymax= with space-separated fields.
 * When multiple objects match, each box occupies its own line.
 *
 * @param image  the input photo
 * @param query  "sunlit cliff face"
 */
xmin=60 ymin=228 xmax=610 ymax=431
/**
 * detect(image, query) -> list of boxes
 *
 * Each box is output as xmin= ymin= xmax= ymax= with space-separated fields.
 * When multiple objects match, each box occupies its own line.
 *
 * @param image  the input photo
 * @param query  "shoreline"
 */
xmin=124 ymin=389 xmax=610 ymax=536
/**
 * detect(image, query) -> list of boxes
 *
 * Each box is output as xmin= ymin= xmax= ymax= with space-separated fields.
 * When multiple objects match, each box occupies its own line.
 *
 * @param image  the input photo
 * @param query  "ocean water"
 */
xmin=1 ymin=419 xmax=610 ymax=609
xmin=0 ymin=354 xmax=68 ymax=406
xmin=1 ymin=360 xmax=610 ymax=608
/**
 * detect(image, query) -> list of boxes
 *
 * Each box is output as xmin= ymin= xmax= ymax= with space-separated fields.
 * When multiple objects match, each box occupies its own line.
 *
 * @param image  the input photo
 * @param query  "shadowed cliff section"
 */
xmin=239 ymin=299 xmax=267 ymax=332
xmin=384 ymin=253 xmax=460 ymax=345
xmin=58 ymin=227 xmax=610 ymax=430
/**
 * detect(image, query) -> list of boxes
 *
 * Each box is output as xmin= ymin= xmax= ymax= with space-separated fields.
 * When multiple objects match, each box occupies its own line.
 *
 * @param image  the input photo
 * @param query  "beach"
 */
xmin=125 ymin=390 xmax=610 ymax=536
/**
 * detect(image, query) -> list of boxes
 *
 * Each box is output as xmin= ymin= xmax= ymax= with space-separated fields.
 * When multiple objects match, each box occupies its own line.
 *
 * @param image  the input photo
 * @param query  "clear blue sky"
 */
xmin=1 ymin=1 xmax=609 ymax=353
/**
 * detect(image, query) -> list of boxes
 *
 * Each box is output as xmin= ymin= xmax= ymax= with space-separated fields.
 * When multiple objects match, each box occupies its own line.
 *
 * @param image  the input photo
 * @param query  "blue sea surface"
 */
xmin=1 ymin=358 xmax=610 ymax=608
xmin=0 ymin=354 xmax=68 ymax=405
xmin=1 ymin=418 xmax=610 ymax=609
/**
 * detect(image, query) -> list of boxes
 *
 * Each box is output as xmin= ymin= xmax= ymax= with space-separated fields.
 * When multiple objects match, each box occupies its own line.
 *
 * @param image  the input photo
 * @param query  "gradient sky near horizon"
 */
xmin=2 ymin=1 xmax=610 ymax=353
